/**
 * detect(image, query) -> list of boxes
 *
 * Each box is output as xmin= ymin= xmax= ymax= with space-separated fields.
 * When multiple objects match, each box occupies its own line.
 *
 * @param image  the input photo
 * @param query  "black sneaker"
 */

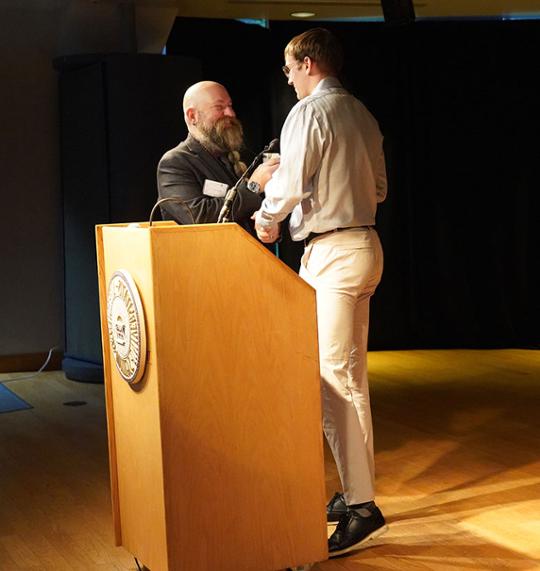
xmin=326 ymin=492 xmax=348 ymax=524
xmin=328 ymin=505 xmax=388 ymax=557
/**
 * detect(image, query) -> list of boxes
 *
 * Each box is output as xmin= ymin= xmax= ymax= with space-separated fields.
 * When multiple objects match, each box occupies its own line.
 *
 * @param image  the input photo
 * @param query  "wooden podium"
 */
xmin=96 ymin=222 xmax=328 ymax=571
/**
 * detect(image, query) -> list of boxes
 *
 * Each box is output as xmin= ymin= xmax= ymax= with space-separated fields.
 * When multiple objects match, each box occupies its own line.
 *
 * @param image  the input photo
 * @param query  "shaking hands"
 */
xmin=249 ymin=156 xmax=281 ymax=243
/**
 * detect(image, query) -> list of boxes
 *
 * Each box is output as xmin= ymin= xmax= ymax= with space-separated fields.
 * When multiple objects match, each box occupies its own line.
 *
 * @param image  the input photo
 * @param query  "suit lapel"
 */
xmin=185 ymin=135 xmax=237 ymax=186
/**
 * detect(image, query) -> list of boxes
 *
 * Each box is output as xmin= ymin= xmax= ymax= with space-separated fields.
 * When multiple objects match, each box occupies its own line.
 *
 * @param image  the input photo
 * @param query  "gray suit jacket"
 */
xmin=157 ymin=134 xmax=262 ymax=232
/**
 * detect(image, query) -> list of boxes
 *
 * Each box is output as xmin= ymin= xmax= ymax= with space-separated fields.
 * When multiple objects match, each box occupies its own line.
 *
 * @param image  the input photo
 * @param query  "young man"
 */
xmin=252 ymin=28 xmax=388 ymax=557
xmin=157 ymin=81 xmax=277 ymax=231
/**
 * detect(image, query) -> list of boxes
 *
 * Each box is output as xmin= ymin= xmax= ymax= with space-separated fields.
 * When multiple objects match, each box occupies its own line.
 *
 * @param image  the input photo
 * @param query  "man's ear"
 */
xmin=304 ymin=56 xmax=314 ymax=74
xmin=186 ymin=107 xmax=197 ymax=125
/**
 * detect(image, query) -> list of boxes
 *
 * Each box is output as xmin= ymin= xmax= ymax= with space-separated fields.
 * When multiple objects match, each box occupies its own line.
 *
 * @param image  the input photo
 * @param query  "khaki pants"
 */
xmin=300 ymin=227 xmax=384 ymax=505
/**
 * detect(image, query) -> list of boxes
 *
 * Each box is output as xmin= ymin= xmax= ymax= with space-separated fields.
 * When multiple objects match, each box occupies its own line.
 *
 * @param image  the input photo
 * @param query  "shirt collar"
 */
xmin=186 ymin=133 xmax=204 ymax=154
xmin=312 ymin=76 xmax=343 ymax=96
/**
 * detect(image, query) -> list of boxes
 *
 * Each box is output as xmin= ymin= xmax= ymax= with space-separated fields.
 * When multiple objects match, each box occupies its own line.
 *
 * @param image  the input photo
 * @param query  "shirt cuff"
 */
xmin=255 ymin=208 xmax=277 ymax=228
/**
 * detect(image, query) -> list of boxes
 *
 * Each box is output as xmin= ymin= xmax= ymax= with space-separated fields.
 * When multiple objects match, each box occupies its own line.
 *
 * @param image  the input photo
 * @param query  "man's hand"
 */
xmin=256 ymin=223 xmax=280 ymax=243
xmin=251 ymin=211 xmax=280 ymax=243
xmin=248 ymin=157 xmax=280 ymax=192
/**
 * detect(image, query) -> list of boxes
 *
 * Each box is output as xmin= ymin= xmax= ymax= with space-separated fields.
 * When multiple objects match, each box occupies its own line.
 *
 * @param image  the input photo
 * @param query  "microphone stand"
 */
xmin=217 ymin=141 xmax=276 ymax=224
xmin=148 ymin=197 xmax=196 ymax=226
xmin=216 ymin=167 xmax=253 ymax=224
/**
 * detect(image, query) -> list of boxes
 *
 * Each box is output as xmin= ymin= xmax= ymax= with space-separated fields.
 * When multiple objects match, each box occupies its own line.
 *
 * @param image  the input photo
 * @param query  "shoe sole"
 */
xmin=328 ymin=524 xmax=388 ymax=558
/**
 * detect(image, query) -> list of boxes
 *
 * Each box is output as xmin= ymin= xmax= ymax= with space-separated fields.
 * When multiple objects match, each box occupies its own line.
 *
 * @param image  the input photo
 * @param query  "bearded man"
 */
xmin=157 ymin=81 xmax=277 ymax=232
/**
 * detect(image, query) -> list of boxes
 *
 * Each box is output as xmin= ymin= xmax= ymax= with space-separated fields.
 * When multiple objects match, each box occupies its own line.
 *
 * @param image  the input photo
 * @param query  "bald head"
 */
xmin=182 ymin=81 xmax=243 ymax=153
xmin=183 ymin=81 xmax=230 ymax=113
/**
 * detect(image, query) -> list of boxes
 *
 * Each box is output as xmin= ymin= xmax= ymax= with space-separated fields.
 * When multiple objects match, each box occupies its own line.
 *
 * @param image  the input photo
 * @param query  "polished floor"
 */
xmin=1 ymin=349 xmax=539 ymax=570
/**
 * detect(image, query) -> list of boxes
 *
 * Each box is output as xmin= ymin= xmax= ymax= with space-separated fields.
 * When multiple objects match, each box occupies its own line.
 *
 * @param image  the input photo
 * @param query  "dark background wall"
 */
xmin=0 ymin=2 xmax=177 ymax=370
xmin=0 ymin=7 xmax=64 ymax=360
xmin=169 ymin=18 xmax=539 ymax=349
xmin=1 ymin=12 xmax=538 ymax=371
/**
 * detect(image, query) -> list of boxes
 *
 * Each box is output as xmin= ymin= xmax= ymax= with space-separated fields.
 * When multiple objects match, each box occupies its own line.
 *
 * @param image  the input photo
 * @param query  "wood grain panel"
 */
xmin=99 ymin=225 xmax=168 ymax=571
xmin=97 ymin=222 xmax=327 ymax=570
xmin=150 ymin=223 xmax=327 ymax=570
xmin=96 ymin=226 xmax=122 ymax=546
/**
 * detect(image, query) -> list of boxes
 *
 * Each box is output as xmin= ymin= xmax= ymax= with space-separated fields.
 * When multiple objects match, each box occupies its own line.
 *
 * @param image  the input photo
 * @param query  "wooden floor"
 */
xmin=1 ymin=349 xmax=539 ymax=570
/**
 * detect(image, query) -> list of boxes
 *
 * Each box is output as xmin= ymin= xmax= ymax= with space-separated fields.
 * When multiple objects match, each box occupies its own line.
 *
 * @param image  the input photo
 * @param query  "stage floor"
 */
xmin=1 ymin=349 xmax=538 ymax=570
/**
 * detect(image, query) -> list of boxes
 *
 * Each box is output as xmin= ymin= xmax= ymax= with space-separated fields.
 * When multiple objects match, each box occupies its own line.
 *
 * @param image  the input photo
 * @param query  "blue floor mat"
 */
xmin=0 ymin=383 xmax=32 ymax=413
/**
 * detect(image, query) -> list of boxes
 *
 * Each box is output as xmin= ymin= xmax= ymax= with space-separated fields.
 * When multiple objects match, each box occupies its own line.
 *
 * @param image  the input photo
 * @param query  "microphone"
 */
xmin=217 ymin=139 xmax=279 ymax=224
xmin=262 ymin=137 xmax=280 ymax=156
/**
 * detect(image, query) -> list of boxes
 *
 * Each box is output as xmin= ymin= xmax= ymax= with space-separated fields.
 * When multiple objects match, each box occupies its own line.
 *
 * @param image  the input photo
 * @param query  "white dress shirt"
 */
xmin=256 ymin=77 xmax=387 ymax=241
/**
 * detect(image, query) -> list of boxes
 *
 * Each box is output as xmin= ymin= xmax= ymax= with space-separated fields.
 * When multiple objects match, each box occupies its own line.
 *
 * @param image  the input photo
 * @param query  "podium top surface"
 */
xmin=96 ymin=221 xmax=313 ymax=292
xmin=97 ymin=221 xmax=233 ymax=231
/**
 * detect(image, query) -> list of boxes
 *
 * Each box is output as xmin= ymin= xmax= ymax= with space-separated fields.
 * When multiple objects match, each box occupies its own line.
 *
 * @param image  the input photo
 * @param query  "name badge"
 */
xmin=203 ymin=179 xmax=228 ymax=197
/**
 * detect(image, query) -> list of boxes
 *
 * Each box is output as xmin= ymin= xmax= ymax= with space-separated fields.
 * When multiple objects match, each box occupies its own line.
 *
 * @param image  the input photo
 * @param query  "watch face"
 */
xmin=248 ymin=181 xmax=260 ymax=193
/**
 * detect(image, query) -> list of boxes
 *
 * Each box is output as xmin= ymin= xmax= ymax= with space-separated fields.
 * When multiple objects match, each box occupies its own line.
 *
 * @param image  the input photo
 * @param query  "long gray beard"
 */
xmin=199 ymin=116 xmax=244 ymax=154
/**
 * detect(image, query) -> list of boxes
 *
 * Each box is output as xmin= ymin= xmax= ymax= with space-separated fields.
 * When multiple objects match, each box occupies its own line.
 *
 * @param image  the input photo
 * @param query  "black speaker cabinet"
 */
xmin=55 ymin=53 xmax=201 ymax=382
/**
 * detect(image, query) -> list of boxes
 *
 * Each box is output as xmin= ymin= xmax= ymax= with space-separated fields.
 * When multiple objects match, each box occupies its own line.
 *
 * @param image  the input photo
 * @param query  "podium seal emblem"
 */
xmin=106 ymin=270 xmax=147 ymax=384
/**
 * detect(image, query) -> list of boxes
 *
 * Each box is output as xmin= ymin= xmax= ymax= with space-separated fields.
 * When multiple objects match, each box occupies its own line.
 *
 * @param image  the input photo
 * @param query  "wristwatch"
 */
xmin=247 ymin=180 xmax=261 ymax=194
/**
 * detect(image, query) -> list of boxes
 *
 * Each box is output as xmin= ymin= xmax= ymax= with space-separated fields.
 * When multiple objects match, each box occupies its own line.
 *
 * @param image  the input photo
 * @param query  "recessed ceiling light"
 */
xmin=290 ymin=11 xmax=316 ymax=18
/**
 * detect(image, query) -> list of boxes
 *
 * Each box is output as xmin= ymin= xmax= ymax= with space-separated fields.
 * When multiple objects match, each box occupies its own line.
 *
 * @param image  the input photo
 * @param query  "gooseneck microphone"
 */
xmin=217 ymin=139 xmax=279 ymax=224
xmin=260 ymin=138 xmax=280 ymax=157
xmin=149 ymin=197 xmax=196 ymax=226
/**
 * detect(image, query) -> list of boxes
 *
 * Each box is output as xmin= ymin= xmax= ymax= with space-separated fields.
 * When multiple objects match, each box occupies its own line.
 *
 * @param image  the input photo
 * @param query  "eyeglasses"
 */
xmin=282 ymin=61 xmax=301 ymax=78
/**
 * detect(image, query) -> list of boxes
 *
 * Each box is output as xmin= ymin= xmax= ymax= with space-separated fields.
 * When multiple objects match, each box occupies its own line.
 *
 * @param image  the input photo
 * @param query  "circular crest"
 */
xmin=106 ymin=270 xmax=147 ymax=384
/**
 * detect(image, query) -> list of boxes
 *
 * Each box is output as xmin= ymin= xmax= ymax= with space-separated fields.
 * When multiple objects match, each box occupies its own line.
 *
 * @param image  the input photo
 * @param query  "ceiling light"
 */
xmin=290 ymin=11 xmax=316 ymax=18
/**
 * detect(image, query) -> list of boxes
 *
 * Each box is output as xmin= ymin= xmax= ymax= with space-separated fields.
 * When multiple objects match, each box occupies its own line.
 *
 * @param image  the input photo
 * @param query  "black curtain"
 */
xmin=168 ymin=18 xmax=539 ymax=350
